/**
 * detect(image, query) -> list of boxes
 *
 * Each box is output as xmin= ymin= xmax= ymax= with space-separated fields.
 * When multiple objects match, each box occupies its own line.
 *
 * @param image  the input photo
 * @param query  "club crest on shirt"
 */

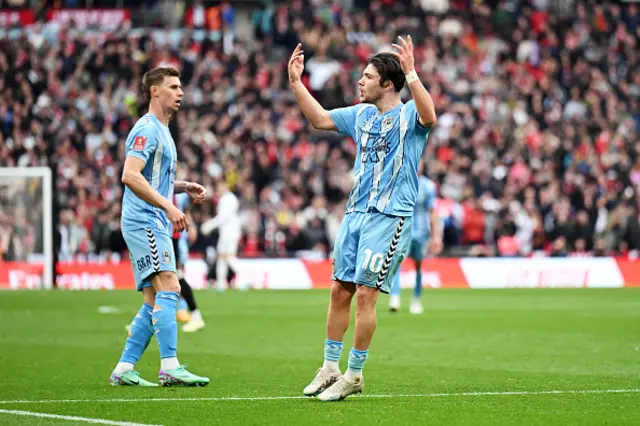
xmin=133 ymin=136 xmax=147 ymax=150
xmin=382 ymin=116 xmax=395 ymax=132
xmin=162 ymin=250 xmax=172 ymax=264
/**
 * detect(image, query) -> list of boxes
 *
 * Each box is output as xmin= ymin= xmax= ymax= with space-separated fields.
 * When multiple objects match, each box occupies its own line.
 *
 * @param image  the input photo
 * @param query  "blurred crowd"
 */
xmin=0 ymin=0 xmax=639 ymax=261
xmin=0 ymin=176 xmax=43 ymax=261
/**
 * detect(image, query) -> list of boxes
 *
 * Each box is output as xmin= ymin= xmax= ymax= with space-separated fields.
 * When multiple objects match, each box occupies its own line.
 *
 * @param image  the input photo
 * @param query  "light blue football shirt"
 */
xmin=174 ymin=192 xmax=190 ymax=214
xmin=121 ymin=113 xmax=177 ymax=232
xmin=329 ymin=100 xmax=431 ymax=217
xmin=412 ymin=176 xmax=437 ymax=241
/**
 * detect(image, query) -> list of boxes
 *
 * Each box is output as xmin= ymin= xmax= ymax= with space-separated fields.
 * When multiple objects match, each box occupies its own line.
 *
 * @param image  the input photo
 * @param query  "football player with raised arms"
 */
xmin=288 ymin=35 xmax=436 ymax=400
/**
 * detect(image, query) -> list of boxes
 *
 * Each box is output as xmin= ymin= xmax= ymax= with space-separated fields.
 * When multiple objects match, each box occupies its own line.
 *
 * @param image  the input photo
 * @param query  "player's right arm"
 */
xmin=121 ymin=132 xmax=188 ymax=232
xmin=392 ymin=35 xmax=436 ymax=127
xmin=288 ymin=43 xmax=336 ymax=131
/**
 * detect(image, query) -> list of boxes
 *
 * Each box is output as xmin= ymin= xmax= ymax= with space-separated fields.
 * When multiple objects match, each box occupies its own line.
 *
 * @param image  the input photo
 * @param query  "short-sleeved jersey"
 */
xmin=174 ymin=192 xmax=190 ymax=214
xmin=412 ymin=176 xmax=437 ymax=241
xmin=121 ymin=113 xmax=177 ymax=232
xmin=329 ymin=100 xmax=431 ymax=217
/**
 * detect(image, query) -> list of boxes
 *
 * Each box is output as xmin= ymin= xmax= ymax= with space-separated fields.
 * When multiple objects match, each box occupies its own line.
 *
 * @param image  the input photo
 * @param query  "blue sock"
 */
xmin=324 ymin=339 xmax=343 ymax=362
xmin=119 ymin=303 xmax=153 ymax=365
xmin=177 ymin=298 xmax=188 ymax=311
xmin=347 ymin=348 xmax=369 ymax=373
xmin=391 ymin=273 xmax=401 ymax=296
xmin=153 ymin=291 xmax=179 ymax=359
xmin=413 ymin=267 xmax=422 ymax=298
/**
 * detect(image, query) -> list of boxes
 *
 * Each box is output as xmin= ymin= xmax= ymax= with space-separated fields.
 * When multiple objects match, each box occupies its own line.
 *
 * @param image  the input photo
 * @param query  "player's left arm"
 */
xmin=174 ymin=180 xmax=207 ymax=204
xmin=392 ymin=35 xmax=437 ymax=127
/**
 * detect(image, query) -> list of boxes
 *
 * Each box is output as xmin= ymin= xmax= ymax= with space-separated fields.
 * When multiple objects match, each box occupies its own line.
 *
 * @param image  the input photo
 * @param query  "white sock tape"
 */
xmin=405 ymin=69 xmax=419 ymax=84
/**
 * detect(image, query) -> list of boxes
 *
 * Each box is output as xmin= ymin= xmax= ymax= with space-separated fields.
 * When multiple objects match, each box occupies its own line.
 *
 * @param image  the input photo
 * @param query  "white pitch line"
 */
xmin=0 ymin=408 xmax=161 ymax=426
xmin=0 ymin=388 xmax=639 ymax=405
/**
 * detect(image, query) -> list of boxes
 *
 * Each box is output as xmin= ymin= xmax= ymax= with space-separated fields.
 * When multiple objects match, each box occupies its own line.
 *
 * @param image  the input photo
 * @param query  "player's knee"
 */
xmin=355 ymin=285 xmax=378 ymax=310
xmin=152 ymin=271 xmax=181 ymax=294
xmin=331 ymin=280 xmax=355 ymax=305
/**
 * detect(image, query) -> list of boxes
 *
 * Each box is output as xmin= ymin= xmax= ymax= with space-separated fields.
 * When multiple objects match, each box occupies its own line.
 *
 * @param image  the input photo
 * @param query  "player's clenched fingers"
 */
xmin=173 ymin=212 xmax=187 ymax=232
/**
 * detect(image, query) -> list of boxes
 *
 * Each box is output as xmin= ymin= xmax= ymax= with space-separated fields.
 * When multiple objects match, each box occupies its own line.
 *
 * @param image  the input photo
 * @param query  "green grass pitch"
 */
xmin=0 ymin=288 xmax=639 ymax=425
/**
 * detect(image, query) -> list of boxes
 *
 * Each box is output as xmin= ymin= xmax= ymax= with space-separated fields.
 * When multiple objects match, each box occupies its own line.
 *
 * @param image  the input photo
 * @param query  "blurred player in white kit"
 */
xmin=200 ymin=179 xmax=241 ymax=291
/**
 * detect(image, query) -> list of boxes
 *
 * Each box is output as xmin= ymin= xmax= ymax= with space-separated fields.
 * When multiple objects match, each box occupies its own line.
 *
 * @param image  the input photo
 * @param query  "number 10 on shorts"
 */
xmin=362 ymin=249 xmax=384 ymax=273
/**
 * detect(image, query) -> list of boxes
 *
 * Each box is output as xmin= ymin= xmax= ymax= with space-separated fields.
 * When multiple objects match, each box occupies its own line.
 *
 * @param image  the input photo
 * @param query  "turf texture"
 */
xmin=0 ymin=288 xmax=638 ymax=425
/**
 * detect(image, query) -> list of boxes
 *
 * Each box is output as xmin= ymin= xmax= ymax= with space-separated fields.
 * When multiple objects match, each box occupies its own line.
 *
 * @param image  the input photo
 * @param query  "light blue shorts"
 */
xmin=332 ymin=211 xmax=412 ymax=294
xmin=123 ymin=227 xmax=176 ymax=291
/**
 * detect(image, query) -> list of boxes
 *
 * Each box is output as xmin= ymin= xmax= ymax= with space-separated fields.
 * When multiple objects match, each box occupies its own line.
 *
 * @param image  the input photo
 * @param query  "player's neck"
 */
xmin=374 ymin=95 xmax=402 ymax=115
xmin=148 ymin=103 xmax=172 ymax=126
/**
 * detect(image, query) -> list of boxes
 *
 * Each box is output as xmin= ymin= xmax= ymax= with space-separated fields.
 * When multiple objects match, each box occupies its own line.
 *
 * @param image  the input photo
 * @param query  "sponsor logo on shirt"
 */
xmin=137 ymin=255 xmax=152 ymax=272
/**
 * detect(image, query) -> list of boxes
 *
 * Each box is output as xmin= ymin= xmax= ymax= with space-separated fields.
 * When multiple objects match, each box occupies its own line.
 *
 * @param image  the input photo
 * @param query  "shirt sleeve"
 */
xmin=329 ymin=105 xmax=361 ymax=139
xmin=404 ymin=100 xmax=431 ymax=137
xmin=126 ymin=125 xmax=158 ymax=164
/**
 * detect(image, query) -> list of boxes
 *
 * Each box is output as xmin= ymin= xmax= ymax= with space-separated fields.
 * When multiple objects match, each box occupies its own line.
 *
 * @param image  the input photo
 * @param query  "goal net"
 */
xmin=0 ymin=167 xmax=53 ymax=289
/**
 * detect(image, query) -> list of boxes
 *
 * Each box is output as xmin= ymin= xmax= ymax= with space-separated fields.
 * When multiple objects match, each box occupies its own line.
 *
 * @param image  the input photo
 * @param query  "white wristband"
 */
xmin=405 ymin=70 xmax=419 ymax=84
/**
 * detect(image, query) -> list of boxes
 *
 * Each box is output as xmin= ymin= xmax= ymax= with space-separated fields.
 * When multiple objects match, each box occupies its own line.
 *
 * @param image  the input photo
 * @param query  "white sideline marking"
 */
xmin=0 ymin=408 xmax=161 ymax=425
xmin=0 ymin=388 xmax=638 ymax=405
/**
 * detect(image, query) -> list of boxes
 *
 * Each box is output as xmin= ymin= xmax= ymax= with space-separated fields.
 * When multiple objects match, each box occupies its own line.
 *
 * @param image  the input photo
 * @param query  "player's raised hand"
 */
xmin=186 ymin=182 xmax=207 ymax=204
xmin=392 ymin=35 xmax=415 ymax=75
xmin=167 ymin=204 xmax=188 ymax=233
xmin=288 ymin=43 xmax=305 ymax=84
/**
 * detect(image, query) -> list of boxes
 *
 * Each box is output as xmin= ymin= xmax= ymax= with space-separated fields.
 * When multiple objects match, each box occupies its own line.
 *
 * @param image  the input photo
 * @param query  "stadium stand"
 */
xmin=0 ymin=0 xmax=638 ymax=261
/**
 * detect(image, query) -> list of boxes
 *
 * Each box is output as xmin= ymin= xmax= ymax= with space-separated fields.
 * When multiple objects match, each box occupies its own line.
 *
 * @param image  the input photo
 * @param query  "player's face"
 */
xmin=156 ymin=76 xmax=183 ymax=113
xmin=358 ymin=64 xmax=385 ymax=103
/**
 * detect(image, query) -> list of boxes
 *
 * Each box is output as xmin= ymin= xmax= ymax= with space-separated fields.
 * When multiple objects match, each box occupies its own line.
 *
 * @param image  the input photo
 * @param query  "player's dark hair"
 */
xmin=141 ymin=67 xmax=181 ymax=103
xmin=367 ymin=53 xmax=405 ymax=93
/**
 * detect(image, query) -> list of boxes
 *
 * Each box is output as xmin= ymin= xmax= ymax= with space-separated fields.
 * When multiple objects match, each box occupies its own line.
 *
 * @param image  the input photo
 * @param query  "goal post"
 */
xmin=0 ymin=167 xmax=54 ymax=289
